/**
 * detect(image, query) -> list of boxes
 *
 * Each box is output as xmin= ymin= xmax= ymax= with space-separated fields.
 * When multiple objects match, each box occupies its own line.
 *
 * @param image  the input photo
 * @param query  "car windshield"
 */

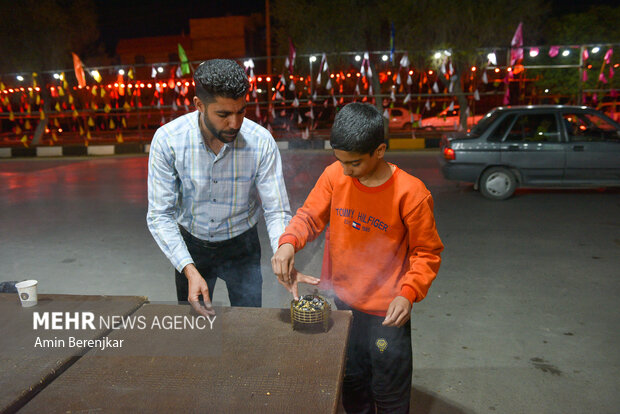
xmin=469 ymin=110 xmax=501 ymax=136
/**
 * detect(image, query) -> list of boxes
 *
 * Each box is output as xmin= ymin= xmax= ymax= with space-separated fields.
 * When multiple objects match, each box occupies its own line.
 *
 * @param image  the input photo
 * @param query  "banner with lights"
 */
xmin=0 ymin=44 xmax=617 ymax=148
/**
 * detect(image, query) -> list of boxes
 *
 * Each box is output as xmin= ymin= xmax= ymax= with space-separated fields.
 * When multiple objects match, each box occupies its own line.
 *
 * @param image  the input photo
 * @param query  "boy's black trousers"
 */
xmin=335 ymin=297 xmax=412 ymax=414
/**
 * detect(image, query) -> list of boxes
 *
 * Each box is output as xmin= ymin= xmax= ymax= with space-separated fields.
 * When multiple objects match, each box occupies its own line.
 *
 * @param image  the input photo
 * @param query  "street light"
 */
xmin=382 ymin=55 xmax=388 ymax=61
xmin=309 ymin=55 xmax=317 ymax=98
xmin=433 ymin=52 xmax=442 ymax=59
xmin=562 ymin=50 xmax=570 ymax=57
xmin=355 ymin=55 xmax=361 ymax=62
xmin=118 ymin=69 xmax=125 ymax=75
xmin=487 ymin=53 xmax=497 ymax=66
xmin=16 ymin=75 xmax=24 ymax=81
xmin=592 ymin=47 xmax=600 ymax=54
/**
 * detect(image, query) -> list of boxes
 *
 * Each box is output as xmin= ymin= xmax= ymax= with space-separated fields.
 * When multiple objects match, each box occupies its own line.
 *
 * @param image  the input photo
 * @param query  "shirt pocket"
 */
xmin=230 ymin=174 xmax=255 ymax=208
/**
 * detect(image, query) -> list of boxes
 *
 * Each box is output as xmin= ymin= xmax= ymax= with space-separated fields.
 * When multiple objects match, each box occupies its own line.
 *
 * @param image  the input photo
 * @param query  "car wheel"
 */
xmin=479 ymin=167 xmax=517 ymax=200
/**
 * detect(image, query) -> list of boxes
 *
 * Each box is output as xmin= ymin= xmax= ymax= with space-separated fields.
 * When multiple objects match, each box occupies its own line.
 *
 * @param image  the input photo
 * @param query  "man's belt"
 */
xmin=179 ymin=225 xmax=249 ymax=249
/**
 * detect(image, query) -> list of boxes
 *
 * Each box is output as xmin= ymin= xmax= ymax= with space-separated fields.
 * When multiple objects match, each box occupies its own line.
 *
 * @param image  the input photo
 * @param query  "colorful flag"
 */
xmin=72 ymin=53 xmax=86 ymax=87
xmin=549 ymin=46 xmax=560 ymax=58
xmin=351 ymin=221 xmax=361 ymax=230
xmin=389 ymin=22 xmax=395 ymax=63
xmin=288 ymin=38 xmax=296 ymax=74
xmin=510 ymin=22 xmax=523 ymax=66
xmin=178 ymin=44 xmax=190 ymax=75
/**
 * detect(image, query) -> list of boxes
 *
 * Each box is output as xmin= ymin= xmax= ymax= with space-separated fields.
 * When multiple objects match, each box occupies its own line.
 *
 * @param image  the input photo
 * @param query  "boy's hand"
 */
xmin=271 ymin=243 xmax=296 ymax=284
xmin=382 ymin=296 xmax=412 ymax=327
xmin=277 ymin=268 xmax=320 ymax=300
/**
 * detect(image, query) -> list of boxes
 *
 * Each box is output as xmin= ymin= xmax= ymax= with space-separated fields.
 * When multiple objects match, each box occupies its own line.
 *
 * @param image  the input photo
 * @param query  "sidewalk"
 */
xmin=0 ymin=133 xmax=443 ymax=158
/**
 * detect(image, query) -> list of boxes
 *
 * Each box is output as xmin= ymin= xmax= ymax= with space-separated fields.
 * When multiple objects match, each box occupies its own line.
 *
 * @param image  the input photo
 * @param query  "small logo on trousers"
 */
xmin=376 ymin=338 xmax=388 ymax=353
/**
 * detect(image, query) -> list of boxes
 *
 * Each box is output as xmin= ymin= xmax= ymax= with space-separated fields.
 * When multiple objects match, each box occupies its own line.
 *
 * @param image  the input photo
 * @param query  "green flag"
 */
xmin=178 ymin=43 xmax=190 ymax=76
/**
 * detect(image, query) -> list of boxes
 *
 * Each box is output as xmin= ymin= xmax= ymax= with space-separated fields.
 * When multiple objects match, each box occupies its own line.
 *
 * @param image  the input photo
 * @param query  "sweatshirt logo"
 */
xmin=351 ymin=221 xmax=361 ymax=230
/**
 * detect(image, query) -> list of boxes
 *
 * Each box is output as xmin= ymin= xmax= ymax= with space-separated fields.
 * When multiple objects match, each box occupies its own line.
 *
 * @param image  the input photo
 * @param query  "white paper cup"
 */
xmin=15 ymin=280 xmax=38 ymax=307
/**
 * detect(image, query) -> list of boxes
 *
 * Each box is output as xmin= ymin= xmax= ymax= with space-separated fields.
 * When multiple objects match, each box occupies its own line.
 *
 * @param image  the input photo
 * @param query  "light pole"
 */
xmin=309 ymin=55 xmax=317 ymax=130
xmin=309 ymin=55 xmax=317 ymax=95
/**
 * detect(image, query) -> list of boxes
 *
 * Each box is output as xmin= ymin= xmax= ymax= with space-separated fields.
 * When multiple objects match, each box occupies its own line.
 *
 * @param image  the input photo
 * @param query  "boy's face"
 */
xmin=333 ymin=144 xmax=386 ymax=181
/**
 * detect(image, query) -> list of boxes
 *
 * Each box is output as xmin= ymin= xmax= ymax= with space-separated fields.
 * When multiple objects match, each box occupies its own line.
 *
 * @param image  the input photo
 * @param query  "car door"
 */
xmin=388 ymin=108 xmax=404 ymax=129
xmin=561 ymin=110 xmax=620 ymax=184
xmin=499 ymin=111 xmax=566 ymax=184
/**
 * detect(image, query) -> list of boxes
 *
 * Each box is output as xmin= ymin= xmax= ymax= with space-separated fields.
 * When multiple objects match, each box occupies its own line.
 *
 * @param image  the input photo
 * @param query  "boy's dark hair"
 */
xmin=330 ymin=103 xmax=385 ymax=154
xmin=193 ymin=59 xmax=249 ymax=104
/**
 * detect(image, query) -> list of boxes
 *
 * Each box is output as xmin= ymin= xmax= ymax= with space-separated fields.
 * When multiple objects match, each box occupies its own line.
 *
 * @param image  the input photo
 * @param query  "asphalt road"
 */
xmin=1 ymin=150 xmax=619 ymax=413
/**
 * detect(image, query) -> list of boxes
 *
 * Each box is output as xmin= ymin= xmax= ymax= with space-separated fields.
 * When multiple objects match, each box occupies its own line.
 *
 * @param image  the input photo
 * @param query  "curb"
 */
xmin=0 ymin=138 xmax=440 ymax=158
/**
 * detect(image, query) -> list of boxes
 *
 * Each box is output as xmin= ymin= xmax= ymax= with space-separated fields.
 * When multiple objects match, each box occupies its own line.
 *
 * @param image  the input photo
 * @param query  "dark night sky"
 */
xmin=96 ymin=0 xmax=617 ymax=55
xmin=96 ymin=0 xmax=264 ymax=54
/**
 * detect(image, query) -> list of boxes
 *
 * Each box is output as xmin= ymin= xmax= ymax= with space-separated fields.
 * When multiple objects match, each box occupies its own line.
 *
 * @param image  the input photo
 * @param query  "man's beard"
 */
xmin=201 ymin=112 xmax=241 ymax=144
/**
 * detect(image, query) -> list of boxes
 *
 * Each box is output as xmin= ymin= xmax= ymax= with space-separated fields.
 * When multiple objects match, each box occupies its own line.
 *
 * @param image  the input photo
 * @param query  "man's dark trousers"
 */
xmin=175 ymin=225 xmax=262 ymax=307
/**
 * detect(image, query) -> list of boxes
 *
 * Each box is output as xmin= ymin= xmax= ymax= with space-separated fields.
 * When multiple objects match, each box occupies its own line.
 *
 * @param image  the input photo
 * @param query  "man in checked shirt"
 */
xmin=147 ymin=59 xmax=319 ymax=316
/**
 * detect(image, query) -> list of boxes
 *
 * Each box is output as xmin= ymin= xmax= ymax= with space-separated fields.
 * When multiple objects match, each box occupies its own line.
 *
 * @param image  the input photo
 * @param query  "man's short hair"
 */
xmin=194 ymin=59 xmax=249 ymax=103
xmin=330 ymin=103 xmax=385 ymax=154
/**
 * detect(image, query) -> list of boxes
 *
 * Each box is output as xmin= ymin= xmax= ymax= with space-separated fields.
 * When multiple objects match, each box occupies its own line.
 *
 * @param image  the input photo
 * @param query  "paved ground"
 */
xmin=1 ymin=151 xmax=619 ymax=413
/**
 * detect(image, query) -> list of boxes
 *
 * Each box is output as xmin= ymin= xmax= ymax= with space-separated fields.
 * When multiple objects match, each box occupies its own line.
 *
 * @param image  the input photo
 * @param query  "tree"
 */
xmin=532 ymin=5 xmax=620 ymax=99
xmin=387 ymin=0 xmax=549 ymax=126
xmin=0 ymin=0 xmax=101 ymax=74
xmin=272 ymin=0 xmax=392 ymax=129
xmin=272 ymin=0 xmax=550 ymax=128
xmin=543 ymin=5 xmax=620 ymax=45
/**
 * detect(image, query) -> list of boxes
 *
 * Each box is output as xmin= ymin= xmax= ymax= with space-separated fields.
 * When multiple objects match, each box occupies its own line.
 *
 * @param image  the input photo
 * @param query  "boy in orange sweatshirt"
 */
xmin=272 ymin=102 xmax=443 ymax=413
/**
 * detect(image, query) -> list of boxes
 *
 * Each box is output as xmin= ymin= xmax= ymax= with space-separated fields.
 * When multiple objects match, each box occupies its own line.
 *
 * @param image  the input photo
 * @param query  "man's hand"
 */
xmin=382 ymin=296 xmax=412 ymax=327
xmin=183 ymin=264 xmax=215 ymax=317
xmin=277 ymin=268 xmax=320 ymax=300
xmin=271 ymin=243 xmax=296 ymax=284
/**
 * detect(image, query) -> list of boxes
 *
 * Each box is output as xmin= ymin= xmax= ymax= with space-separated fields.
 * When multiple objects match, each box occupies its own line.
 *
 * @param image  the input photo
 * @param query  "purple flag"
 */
xmin=510 ymin=22 xmax=523 ymax=65
xmin=549 ymin=46 xmax=560 ymax=58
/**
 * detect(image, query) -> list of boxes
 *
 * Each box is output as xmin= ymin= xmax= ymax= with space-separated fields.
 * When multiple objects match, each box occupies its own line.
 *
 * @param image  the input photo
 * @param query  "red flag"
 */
xmin=288 ymin=38 xmax=296 ymax=74
xmin=510 ymin=22 xmax=523 ymax=66
xmin=72 ymin=53 xmax=86 ymax=87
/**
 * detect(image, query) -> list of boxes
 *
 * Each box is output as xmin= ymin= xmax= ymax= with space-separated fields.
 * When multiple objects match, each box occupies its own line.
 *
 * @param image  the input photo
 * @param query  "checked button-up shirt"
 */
xmin=147 ymin=111 xmax=292 ymax=272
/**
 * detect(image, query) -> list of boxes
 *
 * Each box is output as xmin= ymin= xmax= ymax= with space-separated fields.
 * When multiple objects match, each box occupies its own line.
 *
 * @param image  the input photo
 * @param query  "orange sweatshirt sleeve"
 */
xmin=278 ymin=168 xmax=333 ymax=251
xmin=399 ymin=194 xmax=444 ymax=303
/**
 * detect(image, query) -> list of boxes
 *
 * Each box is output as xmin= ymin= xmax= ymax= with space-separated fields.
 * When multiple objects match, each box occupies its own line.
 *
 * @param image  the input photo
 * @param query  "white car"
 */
xmin=421 ymin=105 xmax=483 ymax=130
